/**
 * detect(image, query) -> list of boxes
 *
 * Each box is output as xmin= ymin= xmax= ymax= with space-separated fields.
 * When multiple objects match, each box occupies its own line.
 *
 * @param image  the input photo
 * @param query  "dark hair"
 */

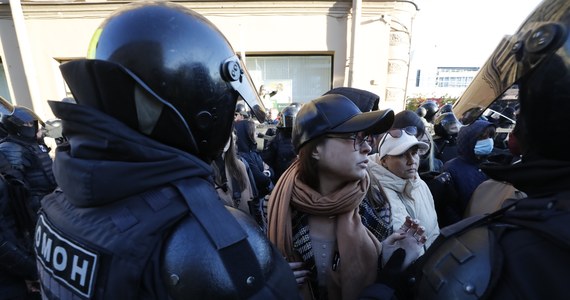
xmin=297 ymin=136 xmax=325 ymax=190
xmin=367 ymin=168 xmax=390 ymax=211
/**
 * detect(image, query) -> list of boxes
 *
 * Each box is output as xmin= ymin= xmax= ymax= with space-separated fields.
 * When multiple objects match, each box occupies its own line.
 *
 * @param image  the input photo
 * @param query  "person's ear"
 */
xmin=312 ymin=145 xmax=322 ymax=160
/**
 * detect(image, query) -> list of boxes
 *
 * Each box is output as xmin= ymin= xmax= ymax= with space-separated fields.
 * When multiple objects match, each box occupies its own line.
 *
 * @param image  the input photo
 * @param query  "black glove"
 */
xmin=358 ymin=249 xmax=406 ymax=300
xmin=377 ymin=248 xmax=406 ymax=289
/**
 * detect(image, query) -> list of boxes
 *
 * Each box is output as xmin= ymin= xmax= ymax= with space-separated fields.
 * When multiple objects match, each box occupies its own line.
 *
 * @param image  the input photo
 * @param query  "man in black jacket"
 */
xmin=34 ymin=2 xmax=298 ymax=300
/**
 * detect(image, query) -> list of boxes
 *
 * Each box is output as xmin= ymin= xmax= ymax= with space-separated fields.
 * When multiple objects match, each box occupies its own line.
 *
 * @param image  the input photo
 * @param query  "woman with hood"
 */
xmin=443 ymin=119 xmax=496 ymax=217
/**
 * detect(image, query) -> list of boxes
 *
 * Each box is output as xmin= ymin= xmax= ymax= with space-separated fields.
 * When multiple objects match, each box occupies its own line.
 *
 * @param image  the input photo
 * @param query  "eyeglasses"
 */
xmin=325 ymin=133 xmax=373 ymax=151
xmin=386 ymin=126 xmax=418 ymax=138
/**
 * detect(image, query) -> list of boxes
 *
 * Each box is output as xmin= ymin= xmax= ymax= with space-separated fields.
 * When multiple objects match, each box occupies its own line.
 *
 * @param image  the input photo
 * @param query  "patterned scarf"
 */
xmin=267 ymin=160 xmax=381 ymax=299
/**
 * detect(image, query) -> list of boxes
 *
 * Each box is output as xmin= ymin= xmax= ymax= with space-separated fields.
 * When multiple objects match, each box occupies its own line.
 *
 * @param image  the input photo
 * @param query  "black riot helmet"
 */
xmin=278 ymin=104 xmax=300 ymax=128
xmin=1 ymin=106 xmax=44 ymax=140
xmin=420 ymin=101 xmax=439 ymax=123
xmin=434 ymin=112 xmax=462 ymax=138
xmin=416 ymin=106 xmax=427 ymax=118
xmin=62 ymin=2 xmax=265 ymax=162
xmin=435 ymin=103 xmax=453 ymax=119
xmin=452 ymin=0 xmax=570 ymax=162
xmin=235 ymin=102 xmax=250 ymax=119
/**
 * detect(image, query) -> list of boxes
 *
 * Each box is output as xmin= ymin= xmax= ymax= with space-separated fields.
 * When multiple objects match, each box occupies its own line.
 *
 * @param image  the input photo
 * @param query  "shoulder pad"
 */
xmin=0 ymin=141 xmax=28 ymax=168
xmin=416 ymin=226 xmax=496 ymax=299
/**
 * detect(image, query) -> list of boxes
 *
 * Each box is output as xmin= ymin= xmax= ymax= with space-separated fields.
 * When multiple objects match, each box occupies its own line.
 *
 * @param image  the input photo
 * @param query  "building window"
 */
xmin=435 ymin=67 xmax=479 ymax=88
xmin=245 ymin=55 xmax=333 ymax=110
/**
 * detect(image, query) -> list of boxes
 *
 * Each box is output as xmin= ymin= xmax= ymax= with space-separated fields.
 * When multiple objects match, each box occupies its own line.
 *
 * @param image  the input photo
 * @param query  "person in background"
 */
xmin=0 ymin=180 xmax=41 ymax=300
xmin=417 ymin=100 xmax=438 ymax=136
xmin=0 ymin=106 xmax=57 ymax=224
xmin=34 ymin=2 xmax=298 ymax=299
xmin=262 ymin=103 xmax=299 ymax=182
xmin=432 ymin=112 xmax=462 ymax=164
xmin=369 ymin=126 xmax=440 ymax=249
xmin=0 ymin=102 xmax=41 ymax=300
xmin=442 ymin=119 xmax=496 ymax=219
xmin=234 ymin=102 xmax=250 ymax=121
xmin=463 ymin=119 xmax=527 ymax=218
xmin=267 ymin=94 xmax=426 ymax=300
xmin=419 ymin=101 xmax=439 ymax=124
xmin=212 ymin=129 xmax=257 ymax=215
xmin=415 ymin=106 xmax=433 ymax=136
xmin=235 ymin=119 xmax=275 ymax=199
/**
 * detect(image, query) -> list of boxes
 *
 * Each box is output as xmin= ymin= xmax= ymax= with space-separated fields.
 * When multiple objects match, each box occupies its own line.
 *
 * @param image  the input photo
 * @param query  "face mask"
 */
xmin=474 ymin=138 xmax=494 ymax=156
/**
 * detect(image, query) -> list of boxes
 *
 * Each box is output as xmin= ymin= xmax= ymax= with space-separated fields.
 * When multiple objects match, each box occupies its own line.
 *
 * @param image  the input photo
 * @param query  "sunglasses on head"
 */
xmin=379 ymin=126 xmax=429 ymax=155
xmin=386 ymin=126 xmax=418 ymax=138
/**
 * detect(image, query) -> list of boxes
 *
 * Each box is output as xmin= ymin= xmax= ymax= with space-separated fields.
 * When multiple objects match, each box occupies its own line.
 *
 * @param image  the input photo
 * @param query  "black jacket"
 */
xmin=38 ymin=101 xmax=298 ymax=300
xmin=0 ymin=174 xmax=38 ymax=300
xmin=412 ymin=157 xmax=570 ymax=300
xmin=38 ymin=101 xmax=214 ymax=299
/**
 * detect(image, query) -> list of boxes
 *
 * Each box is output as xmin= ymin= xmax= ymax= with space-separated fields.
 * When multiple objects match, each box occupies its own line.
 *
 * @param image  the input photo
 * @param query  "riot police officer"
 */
xmin=432 ymin=112 xmax=462 ymax=163
xmin=262 ymin=103 xmax=299 ymax=181
xmin=0 ymin=106 xmax=57 ymax=222
xmin=235 ymin=102 xmax=251 ymax=121
xmin=0 ymin=105 xmax=52 ymax=300
xmin=419 ymin=100 xmax=439 ymax=124
xmin=34 ymin=2 xmax=298 ymax=299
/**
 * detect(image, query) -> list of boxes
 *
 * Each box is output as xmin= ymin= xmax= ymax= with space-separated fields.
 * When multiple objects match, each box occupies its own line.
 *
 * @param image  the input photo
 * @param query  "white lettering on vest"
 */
xmin=34 ymin=215 xmax=99 ymax=298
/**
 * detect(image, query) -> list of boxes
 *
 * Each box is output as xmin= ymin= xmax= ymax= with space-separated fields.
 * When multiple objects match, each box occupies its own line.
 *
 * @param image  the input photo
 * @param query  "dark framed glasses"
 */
xmin=325 ymin=133 xmax=373 ymax=151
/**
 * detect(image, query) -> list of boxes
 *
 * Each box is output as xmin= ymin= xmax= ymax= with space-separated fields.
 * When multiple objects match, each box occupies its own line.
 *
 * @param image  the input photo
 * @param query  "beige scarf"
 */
xmin=267 ymin=160 xmax=381 ymax=300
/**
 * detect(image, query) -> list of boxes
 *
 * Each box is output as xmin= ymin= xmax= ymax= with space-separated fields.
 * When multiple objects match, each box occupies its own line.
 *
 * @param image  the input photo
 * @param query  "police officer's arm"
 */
xmin=0 ymin=142 xmax=29 ymax=182
xmin=0 ymin=237 xmax=38 ymax=280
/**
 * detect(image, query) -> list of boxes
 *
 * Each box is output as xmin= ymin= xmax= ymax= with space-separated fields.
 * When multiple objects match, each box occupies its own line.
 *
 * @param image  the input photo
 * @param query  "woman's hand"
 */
xmin=381 ymin=216 xmax=426 ymax=270
xmin=288 ymin=261 xmax=311 ymax=285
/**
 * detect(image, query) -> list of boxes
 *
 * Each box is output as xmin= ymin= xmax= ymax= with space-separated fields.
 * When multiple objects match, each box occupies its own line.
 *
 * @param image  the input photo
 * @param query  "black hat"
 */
xmin=292 ymin=94 xmax=393 ymax=151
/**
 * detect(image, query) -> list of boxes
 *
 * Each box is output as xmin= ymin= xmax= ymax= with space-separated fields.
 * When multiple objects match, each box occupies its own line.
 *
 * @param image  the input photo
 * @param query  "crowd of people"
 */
xmin=1 ymin=0 xmax=568 ymax=299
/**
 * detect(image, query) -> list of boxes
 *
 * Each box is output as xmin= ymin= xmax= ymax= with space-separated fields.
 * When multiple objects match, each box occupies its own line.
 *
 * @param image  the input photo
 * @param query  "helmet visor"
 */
xmin=453 ymin=0 xmax=567 ymax=124
xmin=0 ymin=96 xmax=14 ymax=116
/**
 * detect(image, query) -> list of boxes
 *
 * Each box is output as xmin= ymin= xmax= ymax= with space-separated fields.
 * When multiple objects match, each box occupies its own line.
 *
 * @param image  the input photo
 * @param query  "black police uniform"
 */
xmin=0 ymin=175 xmax=39 ymax=300
xmin=0 ymin=135 xmax=57 ymax=217
xmin=36 ymin=100 xmax=298 ymax=299
xmin=262 ymin=127 xmax=296 ymax=181
xmin=34 ymin=2 xmax=299 ymax=299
